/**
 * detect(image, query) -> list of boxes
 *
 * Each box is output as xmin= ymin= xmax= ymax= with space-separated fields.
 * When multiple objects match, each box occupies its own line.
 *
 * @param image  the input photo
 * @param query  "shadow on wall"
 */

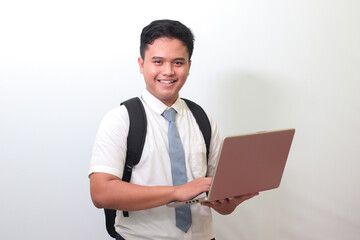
xmin=210 ymin=71 xmax=292 ymax=136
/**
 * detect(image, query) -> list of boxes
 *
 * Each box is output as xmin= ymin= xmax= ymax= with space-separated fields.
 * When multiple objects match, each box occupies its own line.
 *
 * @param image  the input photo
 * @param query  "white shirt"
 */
xmin=89 ymin=89 xmax=221 ymax=240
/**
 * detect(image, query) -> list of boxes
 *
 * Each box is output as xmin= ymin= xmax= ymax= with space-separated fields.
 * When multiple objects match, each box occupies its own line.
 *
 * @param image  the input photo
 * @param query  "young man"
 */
xmin=89 ymin=20 xmax=257 ymax=240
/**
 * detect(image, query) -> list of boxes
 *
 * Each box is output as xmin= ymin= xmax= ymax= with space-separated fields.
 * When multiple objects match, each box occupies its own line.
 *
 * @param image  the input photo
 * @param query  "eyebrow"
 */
xmin=151 ymin=56 xmax=186 ymax=61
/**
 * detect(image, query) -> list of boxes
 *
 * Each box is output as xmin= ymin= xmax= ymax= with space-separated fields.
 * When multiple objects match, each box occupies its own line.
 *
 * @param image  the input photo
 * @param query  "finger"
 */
xmin=230 ymin=194 xmax=256 ymax=204
xmin=234 ymin=192 xmax=259 ymax=200
xmin=200 ymin=202 xmax=211 ymax=207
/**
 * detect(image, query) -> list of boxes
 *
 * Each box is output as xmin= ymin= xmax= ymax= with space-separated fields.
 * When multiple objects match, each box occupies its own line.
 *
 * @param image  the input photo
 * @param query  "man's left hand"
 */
xmin=201 ymin=192 xmax=259 ymax=215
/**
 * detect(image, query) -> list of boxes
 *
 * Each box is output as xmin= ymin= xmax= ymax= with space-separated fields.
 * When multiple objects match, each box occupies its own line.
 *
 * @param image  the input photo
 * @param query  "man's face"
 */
xmin=138 ymin=37 xmax=191 ymax=106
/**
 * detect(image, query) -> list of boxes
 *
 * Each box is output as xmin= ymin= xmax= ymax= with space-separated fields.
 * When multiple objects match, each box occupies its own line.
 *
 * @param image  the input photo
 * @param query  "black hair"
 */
xmin=140 ymin=19 xmax=194 ymax=60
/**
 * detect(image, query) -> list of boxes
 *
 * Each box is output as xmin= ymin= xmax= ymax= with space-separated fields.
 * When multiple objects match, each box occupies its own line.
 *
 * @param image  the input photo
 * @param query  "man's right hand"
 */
xmin=173 ymin=177 xmax=212 ymax=202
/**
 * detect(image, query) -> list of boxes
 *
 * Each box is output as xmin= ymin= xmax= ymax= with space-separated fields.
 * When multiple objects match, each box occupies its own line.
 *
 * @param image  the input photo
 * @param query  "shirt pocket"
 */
xmin=187 ymin=141 xmax=207 ymax=179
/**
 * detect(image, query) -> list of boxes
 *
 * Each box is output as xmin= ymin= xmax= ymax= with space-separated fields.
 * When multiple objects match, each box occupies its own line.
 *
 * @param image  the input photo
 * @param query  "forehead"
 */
xmin=144 ymin=37 xmax=189 ymax=59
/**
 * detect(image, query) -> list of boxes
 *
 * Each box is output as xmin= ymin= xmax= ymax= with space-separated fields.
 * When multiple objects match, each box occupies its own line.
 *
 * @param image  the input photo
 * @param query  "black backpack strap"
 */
xmin=121 ymin=97 xmax=147 ymax=183
xmin=182 ymin=98 xmax=211 ymax=161
xmin=104 ymin=97 xmax=147 ymax=238
xmin=104 ymin=209 xmax=117 ymax=238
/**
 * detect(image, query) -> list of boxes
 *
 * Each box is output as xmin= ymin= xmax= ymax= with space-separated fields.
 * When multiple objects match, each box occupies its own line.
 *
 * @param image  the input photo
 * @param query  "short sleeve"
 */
xmin=205 ymin=113 xmax=221 ymax=177
xmin=89 ymin=106 xmax=129 ymax=179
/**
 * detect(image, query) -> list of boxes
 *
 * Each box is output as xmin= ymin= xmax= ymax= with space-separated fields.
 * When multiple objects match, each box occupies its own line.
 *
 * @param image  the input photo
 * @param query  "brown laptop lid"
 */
xmin=208 ymin=129 xmax=295 ymax=201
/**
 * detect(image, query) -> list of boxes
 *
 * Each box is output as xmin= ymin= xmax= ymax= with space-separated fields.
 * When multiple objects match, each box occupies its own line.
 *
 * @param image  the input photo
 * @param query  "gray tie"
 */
xmin=162 ymin=108 xmax=192 ymax=233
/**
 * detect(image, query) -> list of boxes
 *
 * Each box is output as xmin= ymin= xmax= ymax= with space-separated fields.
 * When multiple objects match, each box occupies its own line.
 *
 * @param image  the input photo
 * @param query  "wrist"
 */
xmin=167 ymin=186 xmax=178 ymax=202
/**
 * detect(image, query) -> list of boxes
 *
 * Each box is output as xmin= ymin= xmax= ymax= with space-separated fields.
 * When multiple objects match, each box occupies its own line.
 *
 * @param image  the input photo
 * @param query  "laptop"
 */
xmin=167 ymin=128 xmax=295 ymax=207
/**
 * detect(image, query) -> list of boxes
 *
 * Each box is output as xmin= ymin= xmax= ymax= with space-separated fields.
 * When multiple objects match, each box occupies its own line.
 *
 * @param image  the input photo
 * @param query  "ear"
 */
xmin=188 ymin=60 xmax=192 ymax=76
xmin=138 ymin=57 xmax=144 ymax=74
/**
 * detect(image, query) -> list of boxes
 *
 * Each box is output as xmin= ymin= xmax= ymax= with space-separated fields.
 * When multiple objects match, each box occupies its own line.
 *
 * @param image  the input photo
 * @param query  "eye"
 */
xmin=174 ymin=61 xmax=184 ymax=66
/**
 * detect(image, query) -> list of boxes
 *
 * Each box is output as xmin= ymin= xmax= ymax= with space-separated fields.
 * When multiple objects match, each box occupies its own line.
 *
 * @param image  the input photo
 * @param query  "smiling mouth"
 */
xmin=158 ymin=79 xmax=177 ymax=84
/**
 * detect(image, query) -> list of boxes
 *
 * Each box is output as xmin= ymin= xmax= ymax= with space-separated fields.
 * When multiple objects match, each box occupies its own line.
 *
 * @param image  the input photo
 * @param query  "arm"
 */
xmin=201 ymin=192 xmax=259 ymax=215
xmin=90 ymin=172 xmax=212 ymax=211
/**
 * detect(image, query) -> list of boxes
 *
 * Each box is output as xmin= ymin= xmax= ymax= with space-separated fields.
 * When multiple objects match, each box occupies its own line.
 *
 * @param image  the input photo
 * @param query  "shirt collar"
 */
xmin=141 ymin=89 xmax=184 ymax=115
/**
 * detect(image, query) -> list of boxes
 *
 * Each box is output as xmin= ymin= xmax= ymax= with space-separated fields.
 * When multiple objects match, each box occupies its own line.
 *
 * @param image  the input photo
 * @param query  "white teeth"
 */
xmin=159 ymin=80 xmax=175 ymax=84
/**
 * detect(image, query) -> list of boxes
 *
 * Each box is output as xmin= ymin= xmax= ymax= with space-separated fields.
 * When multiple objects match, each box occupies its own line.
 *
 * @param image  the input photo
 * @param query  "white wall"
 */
xmin=1 ymin=0 xmax=359 ymax=239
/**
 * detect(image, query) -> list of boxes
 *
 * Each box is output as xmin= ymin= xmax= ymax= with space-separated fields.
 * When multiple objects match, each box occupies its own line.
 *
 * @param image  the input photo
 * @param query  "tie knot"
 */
xmin=162 ymin=108 xmax=176 ymax=122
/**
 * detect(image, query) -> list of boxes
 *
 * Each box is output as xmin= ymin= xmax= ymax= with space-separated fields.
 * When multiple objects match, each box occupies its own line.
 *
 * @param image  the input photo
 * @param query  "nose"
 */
xmin=162 ymin=62 xmax=174 ymax=76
